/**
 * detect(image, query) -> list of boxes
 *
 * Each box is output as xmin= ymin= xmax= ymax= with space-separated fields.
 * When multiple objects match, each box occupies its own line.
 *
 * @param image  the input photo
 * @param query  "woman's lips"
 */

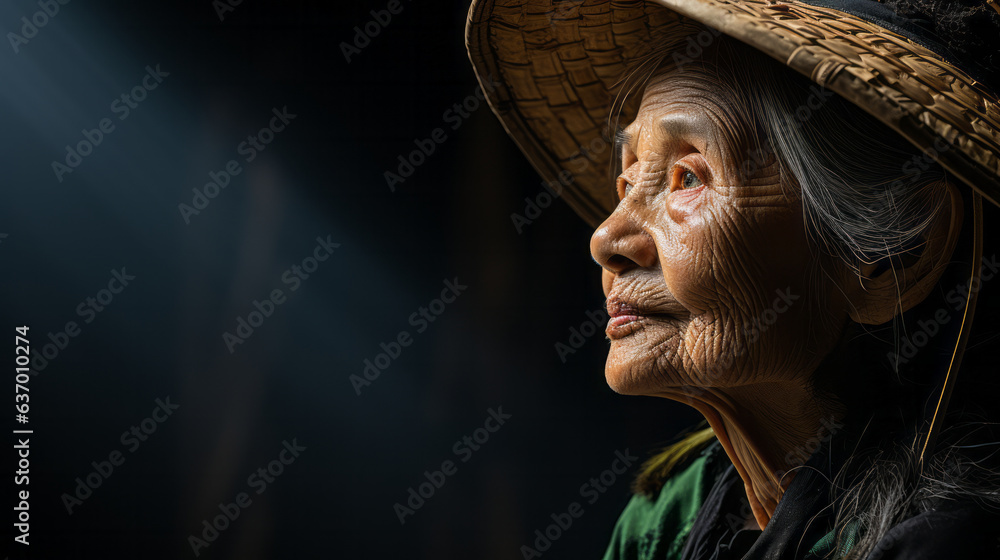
xmin=605 ymin=297 xmax=670 ymax=339
xmin=606 ymin=297 xmax=642 ymax=318
xmin=606 ymin=313 xmax=648 ymax=339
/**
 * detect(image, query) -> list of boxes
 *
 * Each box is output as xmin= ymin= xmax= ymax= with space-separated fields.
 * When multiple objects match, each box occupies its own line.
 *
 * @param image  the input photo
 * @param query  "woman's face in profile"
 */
xmin=590 ymin=65 xmax=852 ymax=400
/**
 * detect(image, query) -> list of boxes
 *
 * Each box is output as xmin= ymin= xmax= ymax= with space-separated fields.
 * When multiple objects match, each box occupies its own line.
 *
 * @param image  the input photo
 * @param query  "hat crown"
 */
xmin=800 ymin=0 xmax=1000 ymax=94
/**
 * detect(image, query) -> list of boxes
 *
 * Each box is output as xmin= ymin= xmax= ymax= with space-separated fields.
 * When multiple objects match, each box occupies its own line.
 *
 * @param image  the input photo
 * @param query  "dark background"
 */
xmin=1 ymin=1 xmax=699 ymax=558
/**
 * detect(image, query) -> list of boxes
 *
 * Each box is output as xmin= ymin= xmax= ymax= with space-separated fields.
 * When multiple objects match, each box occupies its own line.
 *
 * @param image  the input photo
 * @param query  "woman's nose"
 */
xmin=590 ymin=207 xmax=658 ymax=274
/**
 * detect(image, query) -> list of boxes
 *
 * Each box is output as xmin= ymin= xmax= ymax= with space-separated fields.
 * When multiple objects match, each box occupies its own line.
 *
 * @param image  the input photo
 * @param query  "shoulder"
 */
xmin=602 ymin=441 xmax=727 ymax=560
xmin=866 ymin=501 xmax=1000 ymax=559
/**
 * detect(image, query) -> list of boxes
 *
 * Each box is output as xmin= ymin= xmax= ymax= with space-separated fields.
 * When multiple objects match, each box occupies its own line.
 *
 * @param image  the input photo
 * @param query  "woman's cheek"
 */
xmin=657 ymin=208 xmax=721 ymax=316
xmin=666 ymin=184 xmax=705 ymax=224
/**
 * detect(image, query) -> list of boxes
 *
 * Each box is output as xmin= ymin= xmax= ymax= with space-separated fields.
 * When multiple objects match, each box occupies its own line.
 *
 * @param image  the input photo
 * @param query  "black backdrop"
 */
xmin=1 ymin=1 xmax=700 ymax=559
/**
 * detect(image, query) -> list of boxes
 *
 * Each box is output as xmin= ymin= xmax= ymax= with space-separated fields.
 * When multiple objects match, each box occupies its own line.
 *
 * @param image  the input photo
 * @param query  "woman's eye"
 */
xmin=680 ymin=169 xmax=702 ymax=190
xmin=616 ymin=177 xmax=633 ymax=199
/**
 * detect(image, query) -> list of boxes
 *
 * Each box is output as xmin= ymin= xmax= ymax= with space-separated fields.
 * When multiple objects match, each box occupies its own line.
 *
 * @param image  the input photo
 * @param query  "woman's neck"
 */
xmin=661 ymin=381 xmax=844 ymax=529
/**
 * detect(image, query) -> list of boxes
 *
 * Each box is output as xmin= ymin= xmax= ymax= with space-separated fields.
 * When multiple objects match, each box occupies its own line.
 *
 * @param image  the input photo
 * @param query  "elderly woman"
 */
xmin=468 ymin=0 xmax=1000 ymax=558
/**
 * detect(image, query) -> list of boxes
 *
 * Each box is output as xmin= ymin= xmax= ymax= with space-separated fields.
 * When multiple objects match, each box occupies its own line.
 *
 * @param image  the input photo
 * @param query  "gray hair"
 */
xmin=748 ymin=48 xmax=1000 ymax=560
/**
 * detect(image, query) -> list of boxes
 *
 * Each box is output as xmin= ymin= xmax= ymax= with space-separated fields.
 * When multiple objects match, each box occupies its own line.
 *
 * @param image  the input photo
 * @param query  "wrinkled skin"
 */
xmin=589 ymin=66 xmax=854 ymax=529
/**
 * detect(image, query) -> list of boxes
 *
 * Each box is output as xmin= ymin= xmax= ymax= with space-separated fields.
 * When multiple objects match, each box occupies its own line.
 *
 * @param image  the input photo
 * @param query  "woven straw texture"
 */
xmin=466 ymin=0 xmax=1000 ymax=227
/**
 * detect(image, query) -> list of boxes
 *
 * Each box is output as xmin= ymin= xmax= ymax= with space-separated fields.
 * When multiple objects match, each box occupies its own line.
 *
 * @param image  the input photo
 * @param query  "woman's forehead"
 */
xmin=625 ymin=69 xmax=753 ymax=150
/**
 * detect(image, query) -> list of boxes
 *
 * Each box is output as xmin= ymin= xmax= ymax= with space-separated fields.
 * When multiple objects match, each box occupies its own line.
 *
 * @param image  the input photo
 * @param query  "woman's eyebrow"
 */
xmin=616 ymin=114 xmax=704 ymax=155
xmin=658 ymin=113 xmax=702 ymax=143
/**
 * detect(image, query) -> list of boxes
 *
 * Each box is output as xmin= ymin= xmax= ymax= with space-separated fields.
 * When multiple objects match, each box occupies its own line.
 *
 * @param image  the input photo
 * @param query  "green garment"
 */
xmin=601 ymin=444 xmax=848 ymax=560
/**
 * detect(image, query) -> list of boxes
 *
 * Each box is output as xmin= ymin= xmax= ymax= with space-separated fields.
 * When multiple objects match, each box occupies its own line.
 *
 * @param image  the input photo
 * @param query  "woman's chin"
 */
xmin=604 ymin=323 xmax=683 ymax=391
xmin=603 ymin=355 xmax=660 ymax=396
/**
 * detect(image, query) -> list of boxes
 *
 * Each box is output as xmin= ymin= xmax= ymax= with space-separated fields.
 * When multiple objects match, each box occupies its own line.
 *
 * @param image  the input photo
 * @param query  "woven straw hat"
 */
xmin=465 ymin=0 xmax=1000 ymax=228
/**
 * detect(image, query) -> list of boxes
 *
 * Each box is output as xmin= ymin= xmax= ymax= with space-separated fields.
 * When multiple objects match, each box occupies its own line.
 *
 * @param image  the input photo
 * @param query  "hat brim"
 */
xmin=466 ymin=0 xmax=1000 ymax=228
